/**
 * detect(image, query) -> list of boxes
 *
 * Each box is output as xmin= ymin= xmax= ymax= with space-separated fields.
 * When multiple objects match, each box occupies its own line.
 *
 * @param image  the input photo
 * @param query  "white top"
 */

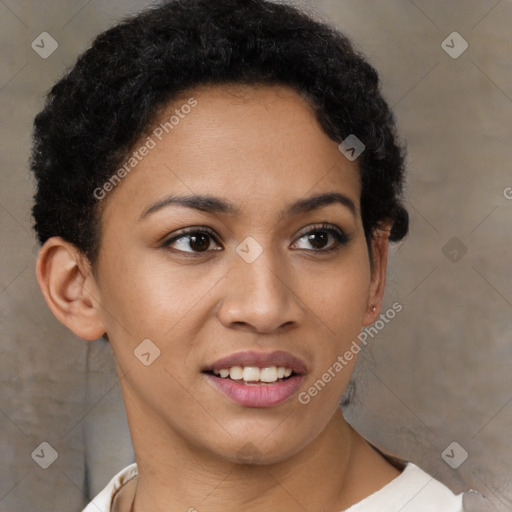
xmin=83 ymin=461 xmax=465 ymax=511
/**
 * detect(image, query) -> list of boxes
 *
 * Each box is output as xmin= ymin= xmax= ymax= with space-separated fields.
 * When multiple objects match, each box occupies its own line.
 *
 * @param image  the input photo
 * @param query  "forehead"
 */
xmin=100 ymin=83 xmax=362 ymax=223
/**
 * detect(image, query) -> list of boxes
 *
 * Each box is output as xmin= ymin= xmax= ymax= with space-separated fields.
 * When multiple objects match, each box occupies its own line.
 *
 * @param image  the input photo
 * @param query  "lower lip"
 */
xmin=204 ymin=373 xmax=304 ymax=408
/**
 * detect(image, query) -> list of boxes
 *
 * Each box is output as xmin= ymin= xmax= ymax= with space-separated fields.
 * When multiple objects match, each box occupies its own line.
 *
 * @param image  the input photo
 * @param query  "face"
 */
xmin=42 ymin=84 xmax=389 ymax=465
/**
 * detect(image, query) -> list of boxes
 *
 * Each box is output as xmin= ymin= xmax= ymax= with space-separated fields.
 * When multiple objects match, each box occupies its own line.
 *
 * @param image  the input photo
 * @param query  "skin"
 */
xmin=36 ymin=83 xmax=400 ymax=512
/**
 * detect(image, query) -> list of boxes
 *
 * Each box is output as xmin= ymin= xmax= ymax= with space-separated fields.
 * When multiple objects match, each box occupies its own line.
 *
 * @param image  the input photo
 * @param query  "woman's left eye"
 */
xmin=292 ymin=224 xmax=350 ymax=253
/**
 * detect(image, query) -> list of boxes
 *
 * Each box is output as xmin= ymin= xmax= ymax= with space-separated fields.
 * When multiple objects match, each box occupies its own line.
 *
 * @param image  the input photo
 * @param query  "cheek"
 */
xmin=300 ymin=252 xmax=371 ymax=336
xmin=297 ymin=248 xmax=371 ymax=389
xmin=97 ymin=246 xmax=209 ymax=337
xmin=302 ymin=278 xmax=369 ymax=381
xmin=309 ymin=278 xmax=369 ymax=332
xmin=97 ymin=257 xmax=207 ymax=397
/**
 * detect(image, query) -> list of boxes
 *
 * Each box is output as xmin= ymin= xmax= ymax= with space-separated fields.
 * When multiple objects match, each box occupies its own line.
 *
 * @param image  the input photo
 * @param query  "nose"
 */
xmin=217 ymin=248 xmax=305 ymax=334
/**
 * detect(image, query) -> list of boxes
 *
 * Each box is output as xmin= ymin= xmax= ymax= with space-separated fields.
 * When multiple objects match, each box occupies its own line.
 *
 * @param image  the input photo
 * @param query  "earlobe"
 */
xmin=35 ymin=237 xmax=107 ymax=340
xmin=362 ymin=224 xmax=392 ymax=326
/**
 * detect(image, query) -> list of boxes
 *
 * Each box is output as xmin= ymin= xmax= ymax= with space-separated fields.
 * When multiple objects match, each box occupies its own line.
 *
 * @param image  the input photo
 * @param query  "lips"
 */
xmin=202 ymin=350 xmax=307 ymax=375
xmin=201 ymin=350 xmax=307 ymax=407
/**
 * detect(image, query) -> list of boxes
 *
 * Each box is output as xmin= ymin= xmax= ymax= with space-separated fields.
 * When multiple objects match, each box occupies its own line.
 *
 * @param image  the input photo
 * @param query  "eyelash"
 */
xmin=161 ymin=223 xmax=350 ymax=256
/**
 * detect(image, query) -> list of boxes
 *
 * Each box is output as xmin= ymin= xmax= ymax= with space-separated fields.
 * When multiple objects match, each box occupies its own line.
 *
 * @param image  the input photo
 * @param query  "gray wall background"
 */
xmin=0 ymin=0 xmax=510 ymax=511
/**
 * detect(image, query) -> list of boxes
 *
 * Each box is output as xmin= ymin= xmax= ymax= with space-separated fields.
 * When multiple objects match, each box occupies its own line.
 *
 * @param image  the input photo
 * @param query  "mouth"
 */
xmin=202 ymin=349 xmax=306 ymax=383
xmin=204 ymin=365 xmax=297 ymax=384
xmin=201 ymin=350 xmax=306 ymax=407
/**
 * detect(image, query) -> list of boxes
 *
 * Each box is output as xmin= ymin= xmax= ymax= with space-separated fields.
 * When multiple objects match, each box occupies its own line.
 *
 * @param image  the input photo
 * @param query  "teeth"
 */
xmin=243 ymin=366 xmax=260 ymax=381
xmin=211 ymin=365 xmax=294 ymax=383
xmin=260 ymin=367 xmax=277 ymax=382
xmin=230 ymin=366 xmax=243 ymax=380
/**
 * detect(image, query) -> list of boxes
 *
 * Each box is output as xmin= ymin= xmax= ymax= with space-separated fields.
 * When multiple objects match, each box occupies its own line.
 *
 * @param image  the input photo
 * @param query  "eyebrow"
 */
xmin=139 ymin=191 xmax=356 ymax=220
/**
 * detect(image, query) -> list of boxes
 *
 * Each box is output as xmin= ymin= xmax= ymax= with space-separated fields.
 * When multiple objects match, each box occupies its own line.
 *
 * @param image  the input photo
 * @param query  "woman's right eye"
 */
xmin=161 ymin=228 xmax=223 ymax=254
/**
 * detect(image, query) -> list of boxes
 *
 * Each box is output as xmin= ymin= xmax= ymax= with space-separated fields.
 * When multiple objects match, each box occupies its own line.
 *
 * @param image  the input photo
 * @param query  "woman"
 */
xmin=30 ymin=0 xmax=474 ymax=510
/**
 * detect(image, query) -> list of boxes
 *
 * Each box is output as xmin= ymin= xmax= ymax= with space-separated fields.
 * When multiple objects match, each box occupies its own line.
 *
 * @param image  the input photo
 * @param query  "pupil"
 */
xmin=309 ymin=231 xmax=328 ymax=249
xmin=191 ymin=234 xmax=209 ymax=252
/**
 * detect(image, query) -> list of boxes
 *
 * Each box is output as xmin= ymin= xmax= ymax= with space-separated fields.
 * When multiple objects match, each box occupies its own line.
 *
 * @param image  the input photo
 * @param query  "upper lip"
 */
xmin=203 ymin=350 xmax=307 ymax=375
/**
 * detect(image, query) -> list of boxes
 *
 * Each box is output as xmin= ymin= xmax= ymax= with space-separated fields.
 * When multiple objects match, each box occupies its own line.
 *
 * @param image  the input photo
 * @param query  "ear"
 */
xmin=362 ymin=222 xmax=393 ymax=326
xmin=35 ymin=236 xmax=107 ymax=340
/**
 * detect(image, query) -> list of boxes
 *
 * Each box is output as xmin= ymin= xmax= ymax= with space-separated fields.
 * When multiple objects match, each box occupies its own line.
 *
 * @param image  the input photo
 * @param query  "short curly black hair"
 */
xmin=30 ymin=0 xmax=408 ymax=268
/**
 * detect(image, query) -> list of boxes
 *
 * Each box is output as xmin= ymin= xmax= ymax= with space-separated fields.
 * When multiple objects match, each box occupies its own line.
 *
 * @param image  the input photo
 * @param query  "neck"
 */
xmin=123 ymin=404 xmax=398 ymax=512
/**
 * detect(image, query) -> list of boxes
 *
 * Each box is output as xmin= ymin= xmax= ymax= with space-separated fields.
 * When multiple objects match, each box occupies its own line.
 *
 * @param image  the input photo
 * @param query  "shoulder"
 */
xmin=82 ymin=463 xmax=138 ymax=512
xmin=83 ymin=461 xmax=465 ymax=512
xmin=344 ymin=462 xmax=464 ymax=512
